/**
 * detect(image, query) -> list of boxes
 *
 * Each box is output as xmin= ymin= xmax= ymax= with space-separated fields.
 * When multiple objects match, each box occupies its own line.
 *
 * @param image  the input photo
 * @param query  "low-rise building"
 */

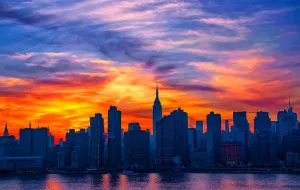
xmin=190 ymin=151 xmax=209 ymax=168
xmin=221 ymin=141 xmax=243 ymax=166
xmin=0 ymin=156 xmax=43 ymax=170
xmin=286 ymin=152 xmax=300 ymax=168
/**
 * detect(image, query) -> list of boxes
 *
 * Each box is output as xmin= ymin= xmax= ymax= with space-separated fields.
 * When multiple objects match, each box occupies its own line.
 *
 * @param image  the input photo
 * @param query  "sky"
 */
xmin=0 ymin=0 xmax=300 ymax=141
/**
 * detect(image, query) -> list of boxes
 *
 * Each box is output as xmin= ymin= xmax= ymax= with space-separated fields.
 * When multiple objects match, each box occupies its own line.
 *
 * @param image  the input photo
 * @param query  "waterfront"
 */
xmin=1 ymin=173 xmax=300 ymax=190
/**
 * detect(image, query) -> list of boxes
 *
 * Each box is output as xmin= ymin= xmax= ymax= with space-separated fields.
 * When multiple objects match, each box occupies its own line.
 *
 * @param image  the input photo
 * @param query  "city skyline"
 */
xmin=0 ymin=0 xmax=300 ymax=141
xmin=1 ymin=91 xmax=298 ymax=144
xmin=1 ymin=85 xmax=299 ymax=171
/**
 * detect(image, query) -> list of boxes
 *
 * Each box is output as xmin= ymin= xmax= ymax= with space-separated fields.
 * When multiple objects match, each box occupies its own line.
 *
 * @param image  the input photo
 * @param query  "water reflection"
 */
xmin=119 ymin=174 xmax=128 ymax=190
xmin=46 ymin=175 xmax=66 ymax=190
xmin=1 ymin=173 xmax=300 ymax=190
xmin=102 ymin=174 xmax=110 ymax=189
xmin=147 ymin=173 xmax=160 ymax=190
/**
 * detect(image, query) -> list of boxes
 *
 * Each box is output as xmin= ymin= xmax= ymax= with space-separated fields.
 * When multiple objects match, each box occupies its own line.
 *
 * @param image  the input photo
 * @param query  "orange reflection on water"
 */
xmin=220 ymin=176 xmax=235 ymax=190
xmin=147 ymin=173 xmax=160 ymax=190
xmin=102 ymin=174 xmax=111 ymax=189
xmin=46 ymin=176 xmax=65 ymax=190
xmin=119 ymin=174 xmax=128 ymax=190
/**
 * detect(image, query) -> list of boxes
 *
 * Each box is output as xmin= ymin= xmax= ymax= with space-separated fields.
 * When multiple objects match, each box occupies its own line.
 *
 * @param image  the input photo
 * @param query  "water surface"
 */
xmin=1 ymin=173 xmax=300 ymax=190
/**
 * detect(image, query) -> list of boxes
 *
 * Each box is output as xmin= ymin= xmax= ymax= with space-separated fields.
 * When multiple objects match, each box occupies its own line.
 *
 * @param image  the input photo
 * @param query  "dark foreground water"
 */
xmin=1 ymin=173 xmax=300 ymax=190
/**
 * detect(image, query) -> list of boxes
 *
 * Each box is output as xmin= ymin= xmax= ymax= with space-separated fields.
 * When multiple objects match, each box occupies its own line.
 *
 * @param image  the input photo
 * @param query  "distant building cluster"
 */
xmin=0 ymin=85 xmax=299 ymax=171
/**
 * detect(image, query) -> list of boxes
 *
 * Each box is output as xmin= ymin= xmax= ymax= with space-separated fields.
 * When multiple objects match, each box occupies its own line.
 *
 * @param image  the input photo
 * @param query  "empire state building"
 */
xmin=152 ymin=82 xmax=162 ymax=145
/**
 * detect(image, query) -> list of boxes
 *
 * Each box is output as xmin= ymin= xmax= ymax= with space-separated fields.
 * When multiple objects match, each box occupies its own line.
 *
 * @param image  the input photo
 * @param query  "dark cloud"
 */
xmin=34 ymin=74 xmax=111 ymax=87
xmin=155 ymin=64 xmax=177 ymax=74
xmin=240 ymin=99 xmax=282 ymax=108
xmin=0 ymin=3 xmax=53 ymax=25
xmin=0 ymin=55 xmax=87 ymax=78
xmin=0 ymin=90 xmax=27 ymax=98
xmin=164 ymin=83 xmax=225 ymax=92
xmin=272 ymin=62 xmax=300 ymax=69
xmin=0 ymin=74 xmax=112 ymax=99
xmin=0 ymin=2 xmax=158 ymax=66
xmin=143 ymin=56 xmax=161 ymax=69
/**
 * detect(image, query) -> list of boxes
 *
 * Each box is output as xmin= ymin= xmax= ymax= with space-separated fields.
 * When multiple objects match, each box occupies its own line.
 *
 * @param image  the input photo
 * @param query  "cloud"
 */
xmin=34 ymin=73 xmax=111 ymax=88
xmin=90 ymin=59 xmax=115 ymax=65
xmin=232 ymin=57 xmax=275 ymax=69
xmin=155 ymin=64 xmax=177 ymax=74
xmin=189 ymin=62 xmax=237 ymax=75
xmin=0 ymin=3 xmax=52 ymax=25
xmin=164 ymin=83 xmax=225 ymax=92
xmin=0 ymin=1 xmax=158 ymax=65
xmin=0 ymin=54 xmax=89 ymax=78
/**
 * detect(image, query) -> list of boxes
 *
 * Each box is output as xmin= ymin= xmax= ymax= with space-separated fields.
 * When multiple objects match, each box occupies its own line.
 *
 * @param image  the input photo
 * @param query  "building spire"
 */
xmin=156 ymin=80 xmax=159 ymax=99
xmin=289 ymin=93 xmax=291 ymax=108
xmin=3 ymin=123 xmax=9 ymax=136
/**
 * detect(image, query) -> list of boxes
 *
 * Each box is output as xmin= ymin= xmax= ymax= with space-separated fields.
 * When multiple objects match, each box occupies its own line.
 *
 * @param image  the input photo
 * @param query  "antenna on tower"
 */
xmin=289 ymin=93 xmax=291 ymax=107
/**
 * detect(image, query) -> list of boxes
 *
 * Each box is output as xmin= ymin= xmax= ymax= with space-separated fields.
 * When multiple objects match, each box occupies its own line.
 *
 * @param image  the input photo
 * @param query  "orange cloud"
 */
xmin=232 ymin=57 xmax=275 ymax=69
xmin=189 ymin=62 xmax=237 ymax=75
xmin=90 ymin=59 xmax=115 ymax=65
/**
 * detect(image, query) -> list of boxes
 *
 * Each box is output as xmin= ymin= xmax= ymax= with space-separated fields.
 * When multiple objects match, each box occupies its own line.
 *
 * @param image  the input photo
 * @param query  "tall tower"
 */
xmin=288 ymin=93 xmax=293 ymax=113
xmin=3 ymin=123 xmax=9 ymax=136
xmin=89 ymin=113 xmax=105 ymax=169
xmin=156 ymin=108 xmax=189 ymax=166
xmin=107 ymin=106 xmax=122 ymax=169
xmin=152 ymin=82 xmax=162 ymax=145
xmin=286 ymin=94 xmax=298 ymax=129
xmin=207 ymin=112 xmax=221 ymax=166
xmin=233 ymin=111 xmax=250 ymax=163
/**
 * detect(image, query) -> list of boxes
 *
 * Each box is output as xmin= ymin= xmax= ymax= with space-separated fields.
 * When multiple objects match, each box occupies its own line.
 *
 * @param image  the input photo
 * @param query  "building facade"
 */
xmin=254 ymin=111 xmax=271 ymax=135
xmin=107 ymin=106 xmax=122 ymax=169
xmin=156 ymin=108 xmax=189 ymax=167
xmin=221 ymin=141 xmax=243 ymax=165
xmin=233 ymin=111 xmax=250 ymax=163
xmin=89 ymin=113 xmax=105 ymax=169
xmin=188 ymin=128 xmax=196 ymax=152
xmin=207 ymin=112 xmax=221 ymax=166
xmin=124 ymin=123 xmax=150 ymax=169
xmin=152 ymin=82 xmax=162 ymax=149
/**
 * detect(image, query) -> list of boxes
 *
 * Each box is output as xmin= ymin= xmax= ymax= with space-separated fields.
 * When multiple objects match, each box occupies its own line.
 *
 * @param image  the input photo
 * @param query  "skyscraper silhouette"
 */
xmin=107 ymin=106 xmax=122 ymax=170
xmin=196 ymin=121 xmax=203 ymax=133
xmin=124 ymin=123 xmax=150 ymax=169
xmin=75 ymin=129 xmax=90 ymax=168
xmin=252 ymin=111 xmax=276 ymax=164
xmin=19 ymin=123 xmax=48 ymax=167
xmin=156 ymin=108 xmax=189 ymax=167
xmin=207 ymin=112 xmax=221 ymax=166
xmin=19 ymin=123 xmax=33 ymax=156
xmin=225 ymin=120 xmax=229 ymax=132
xmin=188 ymin=128 xmax=196 ymax=152
xmin=152 ymin=82 xmax=162 ymax=146
xmin=48 ymin=133 xmax=54 ymax=148
xmin=32 ymin=127 xmax=49 ymax=167
xmin=254 ymin=111 xmax=271 ymax=135
xmin=0 ymin=125 xmax=17 ymax=157
xmin=278 ymin=96 xmax=298 ymax=142
xmin=3 ymin=123 xmax=9 ymax=136
xmin=233 ymin=112 xmax=250 ymax=163
xmin=89 ymin=113 xmax=105 ymax=169
xmin=287 ymin=95 xmax=298 ymax=128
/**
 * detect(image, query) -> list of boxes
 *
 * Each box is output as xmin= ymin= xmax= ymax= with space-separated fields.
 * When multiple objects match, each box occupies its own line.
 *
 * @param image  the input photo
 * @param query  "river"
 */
xmin=1 ymin=173 xmax=300 ymax=189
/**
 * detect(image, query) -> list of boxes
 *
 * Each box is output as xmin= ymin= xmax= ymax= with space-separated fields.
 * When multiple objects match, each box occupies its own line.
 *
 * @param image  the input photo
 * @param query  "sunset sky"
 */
xmin=0 ymin=0 xmax=300 ymax=141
